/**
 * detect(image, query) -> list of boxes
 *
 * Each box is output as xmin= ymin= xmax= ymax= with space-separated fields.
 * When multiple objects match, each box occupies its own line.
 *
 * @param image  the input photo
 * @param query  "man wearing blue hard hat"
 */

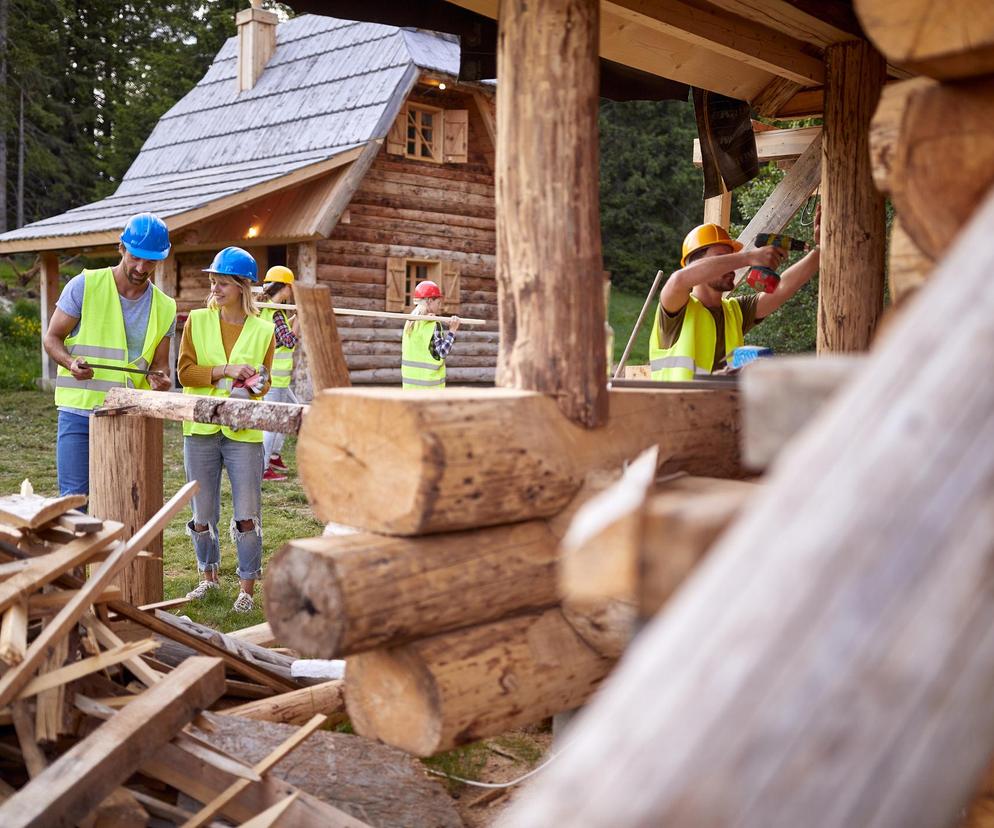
xmin=43 ymin=212 xmax=177 ymax=498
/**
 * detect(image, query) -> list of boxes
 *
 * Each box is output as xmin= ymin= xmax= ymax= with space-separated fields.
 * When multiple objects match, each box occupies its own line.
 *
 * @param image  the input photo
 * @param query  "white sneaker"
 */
xmin=186 ymin=580 xmax=220 ymax=600
xmin=232 ymin=591 xmax=255 ymax=613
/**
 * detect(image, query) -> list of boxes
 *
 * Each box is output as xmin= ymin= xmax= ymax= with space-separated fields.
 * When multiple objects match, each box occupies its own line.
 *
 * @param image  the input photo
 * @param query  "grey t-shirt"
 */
xmin=56 ymin=271 xmax=176 ymax=418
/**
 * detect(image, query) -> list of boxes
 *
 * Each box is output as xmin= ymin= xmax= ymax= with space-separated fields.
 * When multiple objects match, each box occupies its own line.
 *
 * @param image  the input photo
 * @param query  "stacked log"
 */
xmin=268 ymin=386 xmax=750 ymax=756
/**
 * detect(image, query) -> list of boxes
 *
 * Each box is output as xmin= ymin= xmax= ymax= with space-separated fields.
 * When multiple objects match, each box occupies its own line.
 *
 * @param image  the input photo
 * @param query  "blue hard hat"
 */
xmin=203 ymin=247 xmax=258 ymax=282
xmin=120 ymin=213 xmax=170 ymax=260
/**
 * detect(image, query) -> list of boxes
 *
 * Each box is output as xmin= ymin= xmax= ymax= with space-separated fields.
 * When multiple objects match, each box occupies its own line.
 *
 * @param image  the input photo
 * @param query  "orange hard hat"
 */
xmin=414 ymin=280 xmax=442 ymax=300
xmin=680 ymin=224 xmax=743 ymax=267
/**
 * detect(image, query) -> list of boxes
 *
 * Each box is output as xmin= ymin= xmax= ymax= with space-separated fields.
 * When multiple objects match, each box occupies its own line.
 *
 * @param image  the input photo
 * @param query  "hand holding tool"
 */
xmin=746 ymin=235 xmax=798 ymax=293
xmin=79 ymin=360 xmax=167 ymax=379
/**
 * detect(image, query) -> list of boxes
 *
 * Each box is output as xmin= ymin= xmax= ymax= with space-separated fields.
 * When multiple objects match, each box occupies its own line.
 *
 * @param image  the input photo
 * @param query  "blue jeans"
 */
xmin=183 ymin=433 xmax=264 ymax=580
xmin=262 ymin=385 xmax=298 ymax=470
xmin=57 ymin=410 xmax=91 ymax=498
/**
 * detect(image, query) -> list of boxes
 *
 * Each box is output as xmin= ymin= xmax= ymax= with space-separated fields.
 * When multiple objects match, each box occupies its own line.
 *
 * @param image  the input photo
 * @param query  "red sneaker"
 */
xmin=262 ymin=468 xmax=288 ymax=482
xmin=268 ymin=454 xmax=288 ymax=472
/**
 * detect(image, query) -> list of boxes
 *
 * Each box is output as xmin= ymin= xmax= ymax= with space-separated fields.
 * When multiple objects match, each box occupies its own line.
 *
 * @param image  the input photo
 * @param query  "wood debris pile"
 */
xmin=0 ymin=485 xmax=463 ymax=826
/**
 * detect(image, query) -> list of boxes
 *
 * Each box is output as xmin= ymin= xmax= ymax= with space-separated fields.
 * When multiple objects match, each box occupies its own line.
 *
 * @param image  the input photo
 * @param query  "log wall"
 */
xmin=171 ymin=85 xmax=498 ymax=390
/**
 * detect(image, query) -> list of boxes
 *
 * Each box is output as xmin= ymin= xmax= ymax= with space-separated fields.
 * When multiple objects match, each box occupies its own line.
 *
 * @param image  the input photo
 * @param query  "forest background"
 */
xmin=0 ymin=0 xmax=820 ymax=390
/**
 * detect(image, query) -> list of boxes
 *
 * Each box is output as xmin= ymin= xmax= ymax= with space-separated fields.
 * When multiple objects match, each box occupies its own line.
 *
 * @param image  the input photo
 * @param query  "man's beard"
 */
xmin=127 ymin=269 xmax=150 ymax=285
xmin=708 ymin=273 xmax=735 ymax=291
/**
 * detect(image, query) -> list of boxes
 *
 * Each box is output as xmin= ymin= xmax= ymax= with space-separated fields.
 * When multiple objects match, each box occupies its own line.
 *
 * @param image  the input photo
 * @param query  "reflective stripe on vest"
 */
xmin=648 ymin=296 xmax=743 ymax=382
xmin=259 ymin=307 xmax=294 ymax=388
xmin=182 ymin=309 xmax=275 ymax=442
xmin=55 ymin=268 xmax=176 ymax=411
xmin=401 ymin=320 xmax=445 ymax=390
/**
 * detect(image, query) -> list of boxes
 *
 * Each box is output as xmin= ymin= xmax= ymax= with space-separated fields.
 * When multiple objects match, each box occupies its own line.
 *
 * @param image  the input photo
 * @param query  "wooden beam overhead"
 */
xmin=605 ymin=0 xmax=825 ymax=86
xmin=693 ymin=125 xmax=820 ymax=166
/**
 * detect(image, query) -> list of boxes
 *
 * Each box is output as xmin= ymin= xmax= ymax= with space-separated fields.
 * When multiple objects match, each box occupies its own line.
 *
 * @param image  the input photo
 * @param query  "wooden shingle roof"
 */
xmin=0 ymin=14 xmax=460 ymax=252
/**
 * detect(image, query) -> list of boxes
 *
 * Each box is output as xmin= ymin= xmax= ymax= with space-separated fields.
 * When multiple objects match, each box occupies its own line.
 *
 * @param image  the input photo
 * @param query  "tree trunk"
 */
xmin=88 ymin=414 xmax=164 ymax=605
xmin=817 ymin=40 xmax=887 ymax=352
xmin=495 ymin=0 xmax=607 ymax=428
xmin=220 ymin=681 xmax=346 ymax=727
xmin=346 ymin=608 xmax=613 ymax=756
xmin=496 ymin=185 xmax=994 ymax=828
xmin=297 ymin=386 xmax=742 ymax=535
xmin=16 ymin=86 xmax=22 ymax=229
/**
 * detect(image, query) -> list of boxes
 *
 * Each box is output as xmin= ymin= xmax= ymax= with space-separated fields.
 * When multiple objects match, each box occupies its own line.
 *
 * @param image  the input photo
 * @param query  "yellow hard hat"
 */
xmin=680 ymin=224 xmax=742 ymax=267
xmin=264 ymin=265 xmax=294 ymax=284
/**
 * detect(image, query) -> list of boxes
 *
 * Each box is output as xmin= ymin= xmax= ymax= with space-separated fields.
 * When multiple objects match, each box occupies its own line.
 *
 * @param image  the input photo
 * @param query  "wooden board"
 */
xmin=0 ymin=494 xmax=87 ymax=530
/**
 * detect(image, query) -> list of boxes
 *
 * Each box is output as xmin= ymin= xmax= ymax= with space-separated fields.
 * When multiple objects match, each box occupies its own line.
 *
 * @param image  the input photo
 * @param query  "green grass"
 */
xmin=0 ymin=299 xmax=42 ymax=390
xmin=609 ymin=288 xmax=653 ymax=369
xmin=0 ymin=390 xmax=323 ymax=633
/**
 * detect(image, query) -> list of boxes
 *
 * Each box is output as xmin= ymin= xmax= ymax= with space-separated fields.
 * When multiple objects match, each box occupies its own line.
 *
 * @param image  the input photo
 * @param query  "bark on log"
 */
xmin=298 ymin=387 xmax=741 ymax=535
xmin=101 ymin=388 xmax=305 ymax=434
xmin=869 ymin=77 xmax=994 ymax=261
xmin=191 ymin=713 xmax=464 ymax=827
xmin=294 ymin=283 xmax=351 ymax=392
xmin=266 ymin=472 xmax=617 ymax=658
xmin=495 ymin=0 xmax=608 ymax=428
xmin=817 ymin=40 xmax=887 ymax=353
xmin=495 ymin=184 xmax=994 ymax=828
xmin=220 ymin=681 xmax=346 ymax=726
xmin=346 ymin=607 xmax=613 ymax=756
xmin=855 ymin=0 xmax=994 ymax=80
xmin=89 ymin=414 xmax=163 ymax=605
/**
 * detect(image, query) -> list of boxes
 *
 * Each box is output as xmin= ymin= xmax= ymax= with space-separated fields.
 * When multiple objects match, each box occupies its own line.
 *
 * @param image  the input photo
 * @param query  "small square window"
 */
xmin=404 ymin=104 xmax=441 ymax=163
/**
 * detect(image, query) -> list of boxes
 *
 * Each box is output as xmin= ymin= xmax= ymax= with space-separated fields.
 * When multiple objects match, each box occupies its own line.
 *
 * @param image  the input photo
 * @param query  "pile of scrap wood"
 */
xmin=0 ymin=486 xmax=464 ymax=826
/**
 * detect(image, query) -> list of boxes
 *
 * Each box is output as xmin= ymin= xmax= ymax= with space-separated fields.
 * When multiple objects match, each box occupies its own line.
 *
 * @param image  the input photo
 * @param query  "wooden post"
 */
xmin=497 ymin=185 xmax=994 ymax=828
xmin=294 ymin=241 xmax=317 ymax=285
xmin=154 ymin=253 xmax=178 ymax=386
xmin=495 ymin=0 xmax=607 ymax=428
xmin=88 ymin=414 xmax=164 ymax=605
xmin=817 ymin=40 xmax=887 ymax=352
xmin=293 ymin=283 xmax=351 ymax=392
xmin=38 ymin=252 xmax=60 ymax=389
xmin=704 ymin=191 xmax=732 ymax=228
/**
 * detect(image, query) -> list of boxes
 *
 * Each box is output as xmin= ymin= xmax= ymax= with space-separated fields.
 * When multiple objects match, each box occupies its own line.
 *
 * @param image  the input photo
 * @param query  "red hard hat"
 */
xmin=414 ymin=280 xmax=442 ymax=300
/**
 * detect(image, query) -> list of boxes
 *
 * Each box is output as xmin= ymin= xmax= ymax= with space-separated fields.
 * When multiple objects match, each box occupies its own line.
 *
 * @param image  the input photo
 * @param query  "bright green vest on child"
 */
xmin=259 ymin=307 xmax=293 ymax=388
xmin=182 ymin=308 xmax=275 ymax=442
xmin=649 ymin=296 xmax=743 ymax=381
xmin=401 ymin=320 xmax=445 ymax=390
xmin=55 ymin=268 xmax=176 ymax=411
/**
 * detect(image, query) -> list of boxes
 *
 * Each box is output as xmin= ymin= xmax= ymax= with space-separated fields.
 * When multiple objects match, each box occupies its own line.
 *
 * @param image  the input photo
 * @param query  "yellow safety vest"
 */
xmin=259 ymin=307 xmax=294 ymax=389
xmin=401 ymin=320 xmax=445 ymax=390
xmin=649 ymin=296 xmax=743 ymax=381
xmin=55 ymin=268 xmax=176 ymax=411
xmin=182 ymin=308 xmax=275 ymax=442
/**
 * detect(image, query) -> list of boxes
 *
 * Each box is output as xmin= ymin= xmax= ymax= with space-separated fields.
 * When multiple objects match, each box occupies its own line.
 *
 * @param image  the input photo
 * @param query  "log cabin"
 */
xmin=0 ymin=7 xmax=500 ymax=390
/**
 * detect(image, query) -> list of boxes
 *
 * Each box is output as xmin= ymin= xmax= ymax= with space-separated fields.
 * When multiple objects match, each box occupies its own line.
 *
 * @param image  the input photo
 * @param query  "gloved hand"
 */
xmin=246 ymin=365 xmax=269 ymax=396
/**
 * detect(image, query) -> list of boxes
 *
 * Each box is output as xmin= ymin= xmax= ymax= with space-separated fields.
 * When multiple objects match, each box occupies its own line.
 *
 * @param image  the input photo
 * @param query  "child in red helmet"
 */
xmin=401 ymin=280 xmax=460 ymax=390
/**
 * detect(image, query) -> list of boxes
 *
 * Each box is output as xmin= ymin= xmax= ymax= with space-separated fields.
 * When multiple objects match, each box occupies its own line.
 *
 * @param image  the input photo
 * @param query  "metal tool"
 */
xmin=746 ymin=233 xmax=811 ymax=293
xmin=79 ymin=361 xmax=167 ymax=378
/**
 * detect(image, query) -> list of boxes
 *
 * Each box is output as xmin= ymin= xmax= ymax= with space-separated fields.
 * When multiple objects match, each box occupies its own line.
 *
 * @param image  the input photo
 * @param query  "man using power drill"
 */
xmin=650 ymin=209 xmax=820 ymax=381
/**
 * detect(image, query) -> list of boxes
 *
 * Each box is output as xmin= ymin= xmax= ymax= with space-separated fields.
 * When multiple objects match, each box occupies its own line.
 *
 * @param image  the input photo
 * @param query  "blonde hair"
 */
xmin=207 ymin=274 xmax=258 ymax=317
xmin=403 ymin=297 xmax=435 ymax=336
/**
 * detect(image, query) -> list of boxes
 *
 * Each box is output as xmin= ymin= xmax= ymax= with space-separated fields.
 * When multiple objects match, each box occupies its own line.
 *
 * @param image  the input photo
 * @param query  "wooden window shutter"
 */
xmin=386 ymin=106 xmax=406 ymax=156
xmin=441 ymin=262 xmax=461 ymax=313
xmin=442 ymin=109 xmax=469 ymax=164
xmin=386 ymin=258 xmax=406 ymax=311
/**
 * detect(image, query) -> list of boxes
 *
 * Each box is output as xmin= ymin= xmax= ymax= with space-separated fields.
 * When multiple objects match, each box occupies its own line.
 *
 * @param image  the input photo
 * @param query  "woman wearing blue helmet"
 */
xmin=177 ymin=246 xmax=276 ymax=614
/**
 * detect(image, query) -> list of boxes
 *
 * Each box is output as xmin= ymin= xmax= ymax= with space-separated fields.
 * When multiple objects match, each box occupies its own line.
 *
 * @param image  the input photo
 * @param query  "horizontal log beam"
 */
xmin=101 ymin=388 xmax=305 ymax=435
xmin=297 ymin=387 xmax=742 ymax=535
xmin=694 ymin=126 xmax=821 ymax=166
xmin=345 ymin=608 xmax=613 ymax=756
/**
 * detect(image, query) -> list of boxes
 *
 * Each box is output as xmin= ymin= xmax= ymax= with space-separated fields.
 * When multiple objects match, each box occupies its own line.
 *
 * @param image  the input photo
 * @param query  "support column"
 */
xmin=817 ymin=40 xmax=887 ymax=352
xmin=38 ymin=252 xmax=60 ymax=389
xmin=495 ymin=0 xmax=607 ymax=428
xmin=703 ymin=192 xmax=732 ymax=228
xmin=294 ymin=241 xmax=317 ymax=285
xmin=289 ymin=242 xmax=319 ymax=400
xmin=88 ymin=414 xmax=164 ymax=605
xmin=154 ymin=253 xmax=178 ymax=386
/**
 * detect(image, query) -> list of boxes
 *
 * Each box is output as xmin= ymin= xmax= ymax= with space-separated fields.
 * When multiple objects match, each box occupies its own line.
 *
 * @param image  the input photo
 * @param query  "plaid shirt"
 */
xmin=429 ymin=322 xmax=456 ymax=361
xmin=272 ymin=310 xmax=298 ymax=349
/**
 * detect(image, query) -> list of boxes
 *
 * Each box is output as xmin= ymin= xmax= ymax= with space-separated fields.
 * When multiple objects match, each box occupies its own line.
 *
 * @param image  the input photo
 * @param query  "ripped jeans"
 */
xmin=183 ymin=433 xmax=264 ymax=580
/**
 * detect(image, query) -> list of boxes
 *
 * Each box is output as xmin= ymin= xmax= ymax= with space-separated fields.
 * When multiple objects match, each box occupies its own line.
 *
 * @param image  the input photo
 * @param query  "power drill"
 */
xmin=746 ymin=233 xmax=810 ymax=294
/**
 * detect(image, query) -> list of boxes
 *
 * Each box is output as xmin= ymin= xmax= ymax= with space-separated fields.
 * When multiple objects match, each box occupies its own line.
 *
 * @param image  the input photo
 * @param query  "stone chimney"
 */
xmin=236 ymin=0 xmax=278 ymax=92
